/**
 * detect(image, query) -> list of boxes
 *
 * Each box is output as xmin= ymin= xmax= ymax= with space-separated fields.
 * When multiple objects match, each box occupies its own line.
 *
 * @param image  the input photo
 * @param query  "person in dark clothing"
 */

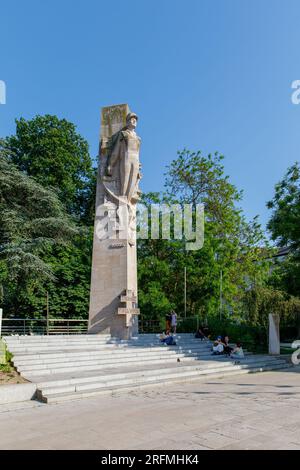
xmin=195 ymin=326 xmax=207 ymax=340
xmin=222 ymin=335 xmax=233 ymax=356
xmin=203 ymin=326 xmax=210 ymax=338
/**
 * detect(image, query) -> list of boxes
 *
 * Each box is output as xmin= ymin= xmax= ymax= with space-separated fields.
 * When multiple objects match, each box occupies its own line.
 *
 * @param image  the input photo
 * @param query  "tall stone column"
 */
xmin=88 ymin=104 xmax=141 ymax=339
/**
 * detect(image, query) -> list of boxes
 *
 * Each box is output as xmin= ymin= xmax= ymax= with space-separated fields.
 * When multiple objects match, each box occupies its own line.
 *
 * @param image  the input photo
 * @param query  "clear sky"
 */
xmin=1 ymin=0 xmax=300 ymax=230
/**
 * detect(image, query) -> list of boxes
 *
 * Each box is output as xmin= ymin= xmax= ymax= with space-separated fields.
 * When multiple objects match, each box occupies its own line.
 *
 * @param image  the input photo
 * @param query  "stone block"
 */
xmin=269 ymin=314 xmax=280 ymax=355
xmin=0 ymin=383 xmax=37 ymax=404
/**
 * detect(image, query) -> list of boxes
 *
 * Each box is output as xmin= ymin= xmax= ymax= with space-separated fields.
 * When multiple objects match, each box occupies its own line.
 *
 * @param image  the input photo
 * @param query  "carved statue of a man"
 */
xmin=105 ymin=112 xmax=141 ymax=204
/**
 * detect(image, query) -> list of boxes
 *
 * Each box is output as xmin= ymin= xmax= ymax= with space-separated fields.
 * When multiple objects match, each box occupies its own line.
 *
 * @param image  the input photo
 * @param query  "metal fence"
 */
xmin=1 ymin=316 xmax=200 ymax=336
xmin=1 ymin=318 xmax=88 ymax=336
xmin=139 ymin=319 xmax=162 ymax=334
xmin=139 ymin=317 xmax=200 ymax=334
xmin=2 ymin=317 xmax=199 ymax=336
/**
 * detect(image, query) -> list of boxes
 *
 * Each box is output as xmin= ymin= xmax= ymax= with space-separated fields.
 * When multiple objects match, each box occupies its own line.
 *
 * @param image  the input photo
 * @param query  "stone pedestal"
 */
xmin=268 ymin=313 xmax=280 ymax=355
xmin=88 ymin=104 xmax=140 ymax=339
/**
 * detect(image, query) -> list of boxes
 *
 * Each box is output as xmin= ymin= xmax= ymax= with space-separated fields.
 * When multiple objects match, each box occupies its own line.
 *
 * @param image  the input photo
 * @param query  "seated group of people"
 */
xmin=212 ymin=335 xmax=244 ymax=361
xmin=160 ymin=326 xmax=244 ymax=359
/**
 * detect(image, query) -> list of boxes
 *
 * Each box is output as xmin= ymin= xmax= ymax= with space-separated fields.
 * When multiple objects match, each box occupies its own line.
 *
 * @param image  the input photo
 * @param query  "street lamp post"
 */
xmin=46 ymin=291 xmax=49 ymax=335
xmin=184 ymin=266 xmax=187 ymax=319
xmin=219 ymin=270 xmax=223 ymax=321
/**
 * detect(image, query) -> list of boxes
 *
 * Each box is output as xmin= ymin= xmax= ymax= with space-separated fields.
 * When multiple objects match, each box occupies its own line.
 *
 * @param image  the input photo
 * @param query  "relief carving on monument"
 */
xmin=100 ymin=110 xmax=142 ymax=245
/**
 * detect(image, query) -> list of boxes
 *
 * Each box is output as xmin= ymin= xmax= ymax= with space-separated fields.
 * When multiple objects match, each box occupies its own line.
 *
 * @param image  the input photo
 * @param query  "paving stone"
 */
xmin=0 ymin=368 xmax=299 ymax=450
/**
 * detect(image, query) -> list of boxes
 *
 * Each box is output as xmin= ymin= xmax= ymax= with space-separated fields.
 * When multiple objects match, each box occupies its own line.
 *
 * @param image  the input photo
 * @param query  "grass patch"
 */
xmin=0 ymin=363 xmax=12 ymax=374
xmin=0 ymin=346 xmax=27 ymax=384
xmin=6 ymin=349 xmax=13 ymax=363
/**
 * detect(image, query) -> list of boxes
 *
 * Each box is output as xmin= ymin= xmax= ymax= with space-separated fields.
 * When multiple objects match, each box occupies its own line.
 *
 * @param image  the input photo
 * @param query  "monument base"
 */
xmin=88 ymin=316 xmax=138 ymax=340
xmin=88 ymin=237 xmax=139 ymax=340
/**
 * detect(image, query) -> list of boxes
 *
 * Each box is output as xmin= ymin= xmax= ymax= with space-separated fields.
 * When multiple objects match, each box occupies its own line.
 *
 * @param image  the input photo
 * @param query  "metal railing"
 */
xmin=139 ymin=319 xmax=162 ymax=334
xmin=1 ymin=318 xmax=88 ymax=336
xmin=139 ymin=317 xmax=201 ymax=334
xmin=1 ymin=316 xmax=201 ymax=336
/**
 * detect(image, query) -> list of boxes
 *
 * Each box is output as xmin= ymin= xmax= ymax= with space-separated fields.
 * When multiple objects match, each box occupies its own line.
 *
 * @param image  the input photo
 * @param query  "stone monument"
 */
xmin=88 ymin=104 xmax=141 ymax=339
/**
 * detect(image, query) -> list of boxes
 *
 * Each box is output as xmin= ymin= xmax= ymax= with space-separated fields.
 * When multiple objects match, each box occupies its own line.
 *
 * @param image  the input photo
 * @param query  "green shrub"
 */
xmin=6 ymin=349 xmax=13 ymax=363
xmin=0 ymin=363 xmax=11 ymax=373
xmin=207 ymin=318 xmax=268 ymax=353
xmin=177 ymin=317 xmax=199 ymax=333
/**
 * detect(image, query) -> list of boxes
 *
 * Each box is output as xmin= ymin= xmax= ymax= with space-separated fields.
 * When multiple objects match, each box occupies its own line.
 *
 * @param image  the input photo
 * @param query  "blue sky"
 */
xmin=1 ymin=0 xmax=300 ymax=230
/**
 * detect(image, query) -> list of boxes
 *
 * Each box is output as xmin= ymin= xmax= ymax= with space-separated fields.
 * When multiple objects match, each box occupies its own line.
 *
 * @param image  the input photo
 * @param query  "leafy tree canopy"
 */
xmin=0 ymin=146 xmax=76 ymax=306
xmin=267 ymin=162 xmax=300 ymax=250
xmin=1 ymin=115 xmax=95 ymax=221
xmin=267 ymin=162 xmax=300 ymax=298
xmin=138 ymin=150 xmax=269 ymax=322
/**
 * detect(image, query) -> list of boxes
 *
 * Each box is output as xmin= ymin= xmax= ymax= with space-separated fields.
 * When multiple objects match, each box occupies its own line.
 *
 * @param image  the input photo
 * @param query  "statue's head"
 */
xmin=126 ymin=112 xmax=138 ymax=130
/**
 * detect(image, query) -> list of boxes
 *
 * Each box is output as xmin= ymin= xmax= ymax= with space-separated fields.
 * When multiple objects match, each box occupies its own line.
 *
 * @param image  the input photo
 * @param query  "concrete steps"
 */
xmin=15 ymin=353 xmax=255 ymax=378
xmin=38 ymin=359 xmax=290 ymax=404
xmin=3 ymin=334 xmax=291 ymax=404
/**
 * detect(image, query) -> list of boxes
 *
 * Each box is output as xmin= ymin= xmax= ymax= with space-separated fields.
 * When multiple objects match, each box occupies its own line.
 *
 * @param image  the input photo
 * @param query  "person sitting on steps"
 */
xmin=230 ymin=342 xmax=244 ymax=363
xmin=211 ymin=337 xmax=224 ymax=355
xmin=195 ymin=326 xmax=208 ymax=340
xmin=221 ymin=335 xmax=233 ymax=356
xmin=160 ymin=330 xmax=177 ymax=346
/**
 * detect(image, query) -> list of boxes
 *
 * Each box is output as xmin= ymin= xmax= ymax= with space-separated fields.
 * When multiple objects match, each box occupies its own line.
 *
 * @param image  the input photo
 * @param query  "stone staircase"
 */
xmin=3 ymin=334 xmax=291 ymax=404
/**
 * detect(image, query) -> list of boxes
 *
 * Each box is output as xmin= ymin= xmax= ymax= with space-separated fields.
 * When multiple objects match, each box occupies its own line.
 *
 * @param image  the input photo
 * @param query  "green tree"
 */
xmin=138 ymin=150 xmax=269 ymax=324
xmin=0 ymin=115 xmax=96 ymax=319
xmin=242 ymin=285 xmax=300 ymax=331
xmin=2 ymin=115 xmax=94 ymax=220
xmin=0 ymin=147 xmax=76 ymax=313
xmin=267 ymin=163 xmax=300 ymax=250
xmin=10 ymin=230 xmax=93 ymax=319
xmin=267 ymin=163 xmax=300 ymax=297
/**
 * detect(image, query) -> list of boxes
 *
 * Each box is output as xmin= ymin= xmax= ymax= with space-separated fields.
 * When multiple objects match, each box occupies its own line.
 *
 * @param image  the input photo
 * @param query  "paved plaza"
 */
xmin=0 ymin=367 xmax=299 ymax=450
